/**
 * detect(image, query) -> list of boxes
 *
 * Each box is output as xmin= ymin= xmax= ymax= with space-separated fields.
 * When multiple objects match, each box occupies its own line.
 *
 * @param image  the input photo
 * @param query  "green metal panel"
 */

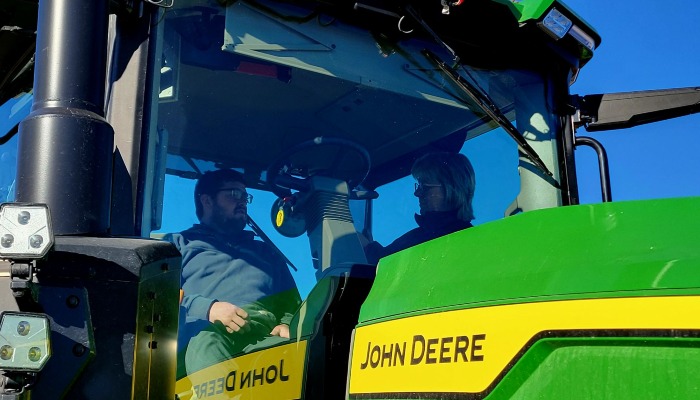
xmin=359 ymin=197 xmax=700 ymax=324
xmin=487 ymin=337 xmax=700 ymax=399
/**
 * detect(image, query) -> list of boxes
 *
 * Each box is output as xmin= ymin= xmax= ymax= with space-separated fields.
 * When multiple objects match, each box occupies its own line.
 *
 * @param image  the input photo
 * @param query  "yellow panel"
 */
xmin=175 ymin=340 xmax=307 ymax=399
xmin=349 ymin=296 xmax=700 ymax=395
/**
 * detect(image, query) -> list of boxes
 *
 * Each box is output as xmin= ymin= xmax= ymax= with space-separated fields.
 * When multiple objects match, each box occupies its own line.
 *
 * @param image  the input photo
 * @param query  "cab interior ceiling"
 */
xmin=160 ymin=0 xmax=545 ymax=190
xmin=160 ymin=55 xmax=481 ymax=189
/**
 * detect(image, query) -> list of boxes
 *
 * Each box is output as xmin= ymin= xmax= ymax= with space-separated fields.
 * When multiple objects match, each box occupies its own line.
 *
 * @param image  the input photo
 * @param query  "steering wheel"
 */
xmin=266 ymin=137 xmax=371 ymax=197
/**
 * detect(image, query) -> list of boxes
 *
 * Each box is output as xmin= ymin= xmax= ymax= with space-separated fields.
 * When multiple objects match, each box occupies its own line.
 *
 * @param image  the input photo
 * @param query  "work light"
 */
xmin=540 ymin=8 xmax=572 ymax=39
xmin=0 ymin=312 xmax=51 ymax=372
xmin=0 ymin=204 xmax=53 ymax=259
xmin=539 ymin=8 xmax=596 ymax=52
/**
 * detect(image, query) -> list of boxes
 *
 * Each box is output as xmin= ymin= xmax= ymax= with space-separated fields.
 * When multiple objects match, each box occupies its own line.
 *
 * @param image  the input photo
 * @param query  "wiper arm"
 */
xmin=423 ymin=50 xmax=555 ymax=178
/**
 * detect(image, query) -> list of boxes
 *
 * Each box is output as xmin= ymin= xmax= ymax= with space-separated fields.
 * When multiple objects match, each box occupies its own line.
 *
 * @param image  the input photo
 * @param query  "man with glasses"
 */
xmin=168 ymin=169 xmax=301 ymax=375
xmin=365 ymin=152 xmax=476 ymax=264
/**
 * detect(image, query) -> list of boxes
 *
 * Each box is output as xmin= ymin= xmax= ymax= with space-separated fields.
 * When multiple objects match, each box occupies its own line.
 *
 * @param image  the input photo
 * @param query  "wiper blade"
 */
xmin=423 ymin=50 xmax=555 ymax=178
xmin=402 ymin=5 xmax=554 ymax=178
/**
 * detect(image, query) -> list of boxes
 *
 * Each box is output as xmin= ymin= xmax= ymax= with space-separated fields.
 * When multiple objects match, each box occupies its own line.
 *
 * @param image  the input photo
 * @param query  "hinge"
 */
xmin=9 ymin=261 xmax=35 ymax=298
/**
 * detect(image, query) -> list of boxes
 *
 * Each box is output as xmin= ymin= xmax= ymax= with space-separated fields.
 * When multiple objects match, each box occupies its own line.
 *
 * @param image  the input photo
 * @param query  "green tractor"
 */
xmin=0 ymin=0 xmax=698 ymax=398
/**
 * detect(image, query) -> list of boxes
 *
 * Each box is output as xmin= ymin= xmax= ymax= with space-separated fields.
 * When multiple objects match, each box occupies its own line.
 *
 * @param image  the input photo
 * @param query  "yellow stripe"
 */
xmin=175 ymin=340 xmax=307 ymax=399
xmin=349 ymin=296 xmax=700 ymax=394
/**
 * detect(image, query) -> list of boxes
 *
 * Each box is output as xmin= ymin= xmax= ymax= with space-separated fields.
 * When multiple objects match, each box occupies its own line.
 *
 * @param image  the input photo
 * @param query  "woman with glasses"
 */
xmin=365 ymin=152 xmax=476 ymax=264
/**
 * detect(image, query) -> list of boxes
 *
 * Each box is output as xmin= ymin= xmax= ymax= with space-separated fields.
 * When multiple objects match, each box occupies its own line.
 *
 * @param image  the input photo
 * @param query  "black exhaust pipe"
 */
xmin=15 ymin=0 xmax=113 ymax=235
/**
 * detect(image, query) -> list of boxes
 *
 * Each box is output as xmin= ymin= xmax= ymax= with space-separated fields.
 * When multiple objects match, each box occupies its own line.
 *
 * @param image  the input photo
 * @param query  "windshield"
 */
xmin=149 ymin=0 xmax=560 ymax=298
xmin=0 ymin=92 xmax=32 ymax=203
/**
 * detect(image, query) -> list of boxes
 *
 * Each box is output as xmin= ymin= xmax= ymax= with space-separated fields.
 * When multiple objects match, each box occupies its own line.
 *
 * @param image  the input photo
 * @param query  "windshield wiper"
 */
xmin=402 ymin=5 xmax=555 ymax=179
xmin=423 ymin=50 xmax=555 ymax=179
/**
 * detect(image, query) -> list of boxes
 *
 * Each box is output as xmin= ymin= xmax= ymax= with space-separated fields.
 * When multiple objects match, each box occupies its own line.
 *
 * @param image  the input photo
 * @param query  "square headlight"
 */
xmin=0 ymin=203 xmax=53 ymax=259
xmin=0 ymin=312 xmax=51 ymax=372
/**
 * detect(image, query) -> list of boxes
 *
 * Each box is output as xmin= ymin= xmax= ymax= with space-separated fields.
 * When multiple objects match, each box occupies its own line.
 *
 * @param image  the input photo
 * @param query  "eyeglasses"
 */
xmin=414 ymin=182 xmax=442 ymax=193
xmin=216 ymin=188 xmax=253 ymax=204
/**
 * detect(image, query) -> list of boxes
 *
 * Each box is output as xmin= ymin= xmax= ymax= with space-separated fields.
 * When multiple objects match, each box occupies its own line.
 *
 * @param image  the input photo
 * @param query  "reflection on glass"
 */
xmin=0 ymin=93 xmax=30 ymax=203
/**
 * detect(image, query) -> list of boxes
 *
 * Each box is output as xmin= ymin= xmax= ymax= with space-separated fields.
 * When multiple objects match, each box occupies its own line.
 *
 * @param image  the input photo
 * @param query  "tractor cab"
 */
xmin=148 ymin=0 xmax=592 ymax=397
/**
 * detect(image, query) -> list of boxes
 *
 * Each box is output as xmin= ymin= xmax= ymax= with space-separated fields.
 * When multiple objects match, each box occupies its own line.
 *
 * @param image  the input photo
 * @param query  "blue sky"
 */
xmin=565 ymin=0 xmax=700 ymax=203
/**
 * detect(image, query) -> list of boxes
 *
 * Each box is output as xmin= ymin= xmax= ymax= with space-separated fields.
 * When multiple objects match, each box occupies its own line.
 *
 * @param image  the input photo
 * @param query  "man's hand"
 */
xmin=209 ymin=301 xmax=249 ymax=334
xmin=270 ymin=324 xmax=290 ymax=339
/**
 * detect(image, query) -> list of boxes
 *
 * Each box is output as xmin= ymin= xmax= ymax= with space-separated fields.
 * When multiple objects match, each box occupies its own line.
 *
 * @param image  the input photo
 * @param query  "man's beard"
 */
xmin=211 ymin=203 xmax=247 ymax=234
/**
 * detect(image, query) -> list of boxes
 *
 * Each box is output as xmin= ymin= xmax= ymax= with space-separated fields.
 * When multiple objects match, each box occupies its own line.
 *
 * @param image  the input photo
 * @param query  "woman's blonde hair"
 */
xmin=412 ymin=152 xmax=476 ymax=222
